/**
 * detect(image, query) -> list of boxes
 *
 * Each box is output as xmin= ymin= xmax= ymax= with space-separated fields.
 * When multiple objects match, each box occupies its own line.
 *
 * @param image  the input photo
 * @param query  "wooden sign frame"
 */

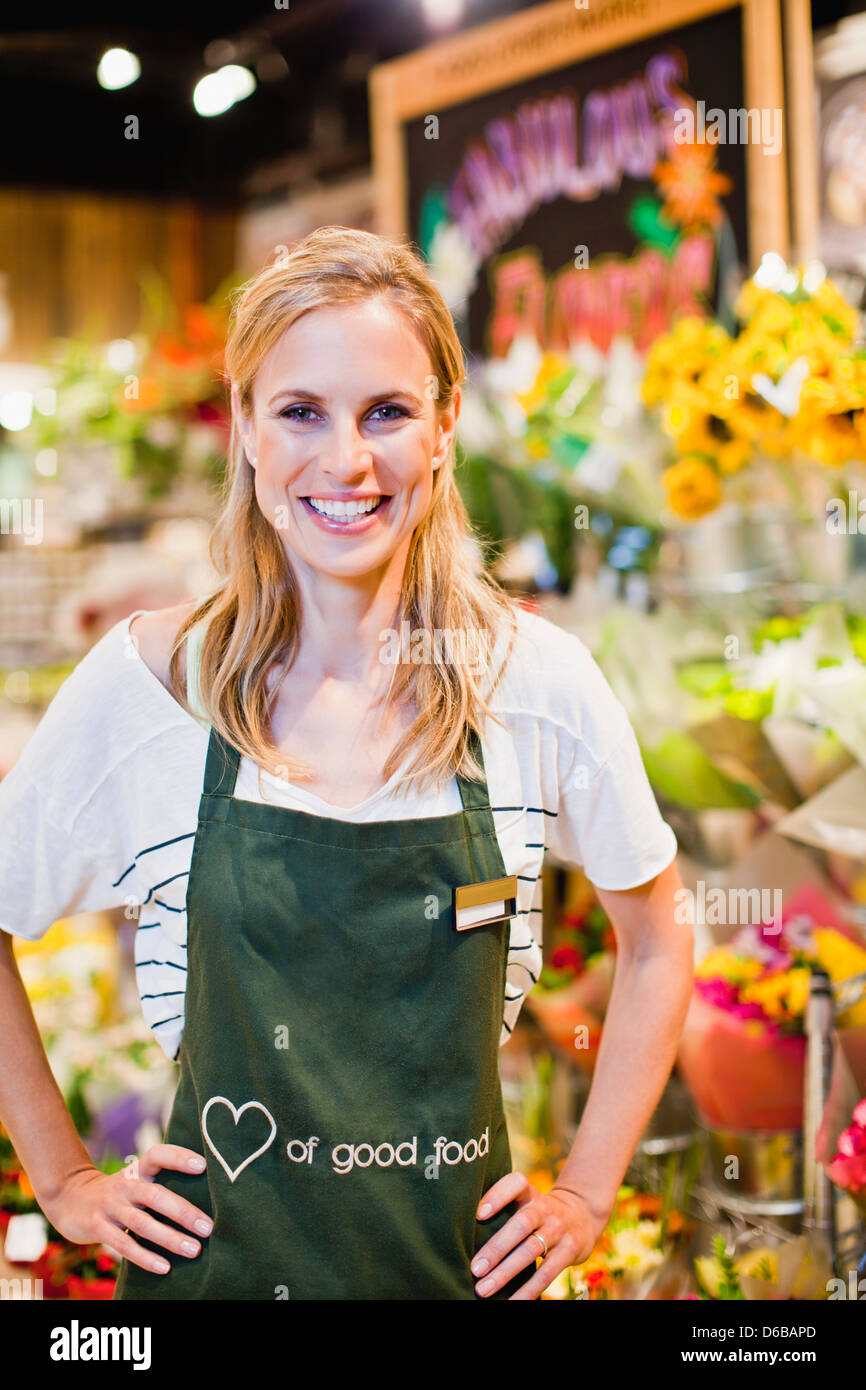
xmin=370 ymin=0 xmax=799 ymax=271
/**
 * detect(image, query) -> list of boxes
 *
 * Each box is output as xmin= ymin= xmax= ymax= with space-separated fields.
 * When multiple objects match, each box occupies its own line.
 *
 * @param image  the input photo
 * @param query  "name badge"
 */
xmin=453 ymin=876 xmax=518 ymax=932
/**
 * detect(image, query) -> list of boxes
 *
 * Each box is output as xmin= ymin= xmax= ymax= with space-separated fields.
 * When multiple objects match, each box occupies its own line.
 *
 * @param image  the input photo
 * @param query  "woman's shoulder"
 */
xmin=497 ymin=605 xmax=615 ymax=704
xmin=129 ymin=598 xmax=199 ymax=695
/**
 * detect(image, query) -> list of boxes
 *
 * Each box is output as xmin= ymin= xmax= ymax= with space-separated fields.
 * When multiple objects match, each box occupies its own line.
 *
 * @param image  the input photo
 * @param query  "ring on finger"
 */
xmin=530 ymin=1230 xmax=548 ymax=1260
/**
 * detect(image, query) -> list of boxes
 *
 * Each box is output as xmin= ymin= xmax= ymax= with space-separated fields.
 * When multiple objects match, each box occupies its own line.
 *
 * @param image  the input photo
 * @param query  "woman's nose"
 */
xmin=320 ymin=420 xmax=374 ymax=478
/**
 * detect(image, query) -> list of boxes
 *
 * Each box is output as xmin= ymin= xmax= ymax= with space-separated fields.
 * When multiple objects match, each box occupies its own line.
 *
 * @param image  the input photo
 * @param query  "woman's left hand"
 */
xmin=471 ymin=1171 xmax=604 ymax=1300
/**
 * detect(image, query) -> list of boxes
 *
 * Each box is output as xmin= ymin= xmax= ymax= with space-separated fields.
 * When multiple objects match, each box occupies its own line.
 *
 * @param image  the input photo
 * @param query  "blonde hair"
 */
xmin=168 ymin=224 xmax=519 ymax=793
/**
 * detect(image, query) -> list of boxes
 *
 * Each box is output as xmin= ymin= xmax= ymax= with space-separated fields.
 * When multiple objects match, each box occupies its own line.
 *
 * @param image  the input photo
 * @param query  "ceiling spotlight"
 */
xmin=421 ymin=0 xmax=464 ymax=28
xmin=193 ymin=64 xmax=256 ymax=117
xmin=97 ymin=48 xmax=141 ymax=90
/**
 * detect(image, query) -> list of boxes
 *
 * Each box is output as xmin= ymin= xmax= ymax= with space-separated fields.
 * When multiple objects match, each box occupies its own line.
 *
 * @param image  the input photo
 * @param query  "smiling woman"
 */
xmin=169 ymin=227 xmax=519 ymax=798
xmin=0 ymin=225 xmax=689 ymax=1303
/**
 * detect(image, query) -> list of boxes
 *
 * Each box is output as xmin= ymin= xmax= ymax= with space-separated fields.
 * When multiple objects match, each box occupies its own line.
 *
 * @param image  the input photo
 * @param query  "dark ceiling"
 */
xmin=0 ymin=0 xmax=860 ymax=204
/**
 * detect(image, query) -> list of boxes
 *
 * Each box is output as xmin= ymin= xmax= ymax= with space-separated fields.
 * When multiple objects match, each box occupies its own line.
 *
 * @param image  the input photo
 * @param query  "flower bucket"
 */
xmin=676 ymin=991 xmax=807 ymax=1130
xmin=525 ymin=983 xmax=602 ymax=1073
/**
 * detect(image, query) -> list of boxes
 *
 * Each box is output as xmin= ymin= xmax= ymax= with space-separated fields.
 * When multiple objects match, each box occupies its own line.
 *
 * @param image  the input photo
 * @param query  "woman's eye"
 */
xmin=369 ymin=404 xmax=408 ymax=422
xmin=280 ymin=405 xmax=318 ymax=422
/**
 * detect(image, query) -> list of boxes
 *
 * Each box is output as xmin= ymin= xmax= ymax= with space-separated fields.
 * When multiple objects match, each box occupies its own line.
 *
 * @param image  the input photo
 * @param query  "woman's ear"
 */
xmin=231 ymin=384 xmax=258 ymax=467
xmin=433 ymin=384 xmax=461 ymax=472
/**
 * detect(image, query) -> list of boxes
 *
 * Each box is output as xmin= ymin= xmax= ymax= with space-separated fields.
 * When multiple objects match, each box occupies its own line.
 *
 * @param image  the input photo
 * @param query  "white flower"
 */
xmin=455 ymin=384 xmax=503 ymax=456
xmin=427 ymin=220 xmax=481 ymax=315
xmin=483 ymin=334 xmax=544 ymax=397
xmin=608 ymin=1222 xmax=665 ymax=1274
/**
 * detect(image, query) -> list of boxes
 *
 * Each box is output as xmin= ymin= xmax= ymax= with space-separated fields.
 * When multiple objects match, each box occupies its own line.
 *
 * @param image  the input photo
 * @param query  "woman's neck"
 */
xmin=290 ymin=554 xmax=407 ymax=686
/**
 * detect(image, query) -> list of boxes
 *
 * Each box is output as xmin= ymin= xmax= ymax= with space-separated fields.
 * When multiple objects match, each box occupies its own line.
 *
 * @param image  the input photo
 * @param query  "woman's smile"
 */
xmin=299 ymin=492 xmax=394 ymax=533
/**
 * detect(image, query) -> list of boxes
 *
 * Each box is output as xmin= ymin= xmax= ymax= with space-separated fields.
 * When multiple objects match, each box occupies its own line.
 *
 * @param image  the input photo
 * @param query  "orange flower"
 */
xmin=183 ymin=303 xmax=223 ymax=349
xmin=663 ymin=455 xmax=723 ymax=518
xmin=654 ymin=139 xmax=733 ymax=230
xmin=155 ymin=332 xmax=201 ymax=369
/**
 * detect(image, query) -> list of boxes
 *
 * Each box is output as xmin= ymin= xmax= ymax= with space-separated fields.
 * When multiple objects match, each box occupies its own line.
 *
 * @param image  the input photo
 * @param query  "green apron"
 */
xmin=114 ymin=721 xmax=534 ymax=1300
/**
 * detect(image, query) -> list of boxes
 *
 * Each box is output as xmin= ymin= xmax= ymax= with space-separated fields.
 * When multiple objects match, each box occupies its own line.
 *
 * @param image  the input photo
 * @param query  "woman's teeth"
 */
xmin=307 ymin=496 xmax=383 ymax=520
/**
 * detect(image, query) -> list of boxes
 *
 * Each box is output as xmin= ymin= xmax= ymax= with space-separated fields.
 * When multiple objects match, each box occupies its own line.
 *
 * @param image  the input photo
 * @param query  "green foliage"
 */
xmin=455 ymin=447 xmax=576 ymax=588
xmin=712 ymin=1235 xmax=746 ymax=1300
xmin=641 ymin=731 xmax=762 ymax=811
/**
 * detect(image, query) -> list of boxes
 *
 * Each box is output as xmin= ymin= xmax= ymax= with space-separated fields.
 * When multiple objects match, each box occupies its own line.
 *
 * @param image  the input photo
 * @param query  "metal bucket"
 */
xmin=701 ymin=1187 xmax=805 ymax=1238
xmin=703 ymin=1124 xmax=802 ymax=1201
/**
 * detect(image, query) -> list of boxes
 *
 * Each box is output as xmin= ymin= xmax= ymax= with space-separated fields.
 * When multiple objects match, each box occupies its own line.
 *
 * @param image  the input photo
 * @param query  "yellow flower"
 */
xmin=741 ymin=967 xmax=811 ymax=1021
xmin=717 ymin=437 xmax=752 ymax=473
xmin=811 ymin=928 xmax=866 ymax=1027
xmin=696 ymin=950 xmax=764 ymax=982
xmin=525 ymin=437 xmax=549 ymax=460
xmin=541 ymin=1265 xmax=593 ymax=1299
xmin=608 ymin=1224 xmax=665 ymax=1273
xmin=663 ymin=456 xmax=722 ymax=519
xmin=516 ymin=352 xmax=573 ymax=415
xmin=737 ymin=1246 xmax=779 ymax=1283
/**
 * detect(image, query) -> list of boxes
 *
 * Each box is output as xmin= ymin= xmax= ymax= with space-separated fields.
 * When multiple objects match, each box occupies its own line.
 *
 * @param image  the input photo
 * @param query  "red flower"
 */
xmin=96 ymin=1251 xmax=117 ymax=1274
xmin=551 ymin=944 xmax=583 ymax=974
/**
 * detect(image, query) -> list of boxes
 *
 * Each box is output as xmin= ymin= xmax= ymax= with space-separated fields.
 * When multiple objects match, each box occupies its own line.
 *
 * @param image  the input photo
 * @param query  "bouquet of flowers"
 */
xmin=677 ymin=907 xmax=866 ymax=1130
xmin=525 ymin=877 xmax=616 ymax=1073
xmin=640 ymin=261 xmax=866 ymax=520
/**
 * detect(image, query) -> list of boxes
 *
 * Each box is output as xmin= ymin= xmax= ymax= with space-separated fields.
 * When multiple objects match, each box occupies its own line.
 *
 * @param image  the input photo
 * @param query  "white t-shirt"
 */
xmin=0 ymin=606 xmax=677 ymax=1060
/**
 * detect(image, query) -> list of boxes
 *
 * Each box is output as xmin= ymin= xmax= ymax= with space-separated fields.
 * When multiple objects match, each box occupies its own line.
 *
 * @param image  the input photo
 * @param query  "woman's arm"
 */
xmin=0 ymin=930 xmax=213 ymax=1274
xmin=550 ymin=856 xmax=693 ymax=1221
xmin=470 ymin=856 xmax=693 ymax=1299
xmin=0 ymin=929 xmax=95 ymax=1203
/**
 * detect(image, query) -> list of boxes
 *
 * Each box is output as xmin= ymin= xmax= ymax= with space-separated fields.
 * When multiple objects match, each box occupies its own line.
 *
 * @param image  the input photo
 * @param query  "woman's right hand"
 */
xmin=40 ymin=1144 xmax=214 ymax=1275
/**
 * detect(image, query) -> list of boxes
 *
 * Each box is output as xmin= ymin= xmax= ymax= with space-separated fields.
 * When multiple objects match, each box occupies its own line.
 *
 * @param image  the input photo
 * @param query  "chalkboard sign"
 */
xmin=370 ymin=0 xmax=793 ymax=363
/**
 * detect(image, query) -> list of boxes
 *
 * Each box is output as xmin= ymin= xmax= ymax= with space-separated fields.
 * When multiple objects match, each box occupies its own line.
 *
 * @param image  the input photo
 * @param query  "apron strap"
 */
xmin=455 ymin=727 xmax=493 ymax=813
xmin=202 ymin=725 xmax=242 ymax=807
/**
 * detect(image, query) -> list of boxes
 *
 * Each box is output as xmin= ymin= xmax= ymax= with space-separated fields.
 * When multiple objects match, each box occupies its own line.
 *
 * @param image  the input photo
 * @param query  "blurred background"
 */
xmin=2 ymin=0 xmax=866 ymax=1302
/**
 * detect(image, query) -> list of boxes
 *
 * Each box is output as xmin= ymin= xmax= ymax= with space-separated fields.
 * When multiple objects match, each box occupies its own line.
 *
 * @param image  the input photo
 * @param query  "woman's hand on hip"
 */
xmin=39 ymin=1144 xmax=214 ymax=1276
xmin=472 ymin=1171 xmax=603 ymax=1300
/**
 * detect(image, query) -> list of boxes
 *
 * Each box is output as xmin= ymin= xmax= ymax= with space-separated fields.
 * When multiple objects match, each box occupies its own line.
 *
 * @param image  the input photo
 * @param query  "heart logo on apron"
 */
xmin=201 ymin=1096 xmax=277 ymax=1183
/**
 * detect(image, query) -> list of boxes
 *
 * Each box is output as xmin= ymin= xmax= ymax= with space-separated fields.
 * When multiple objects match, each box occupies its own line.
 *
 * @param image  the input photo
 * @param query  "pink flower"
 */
xmin=695 ymin=978 xmax=739 ymax=1010
xmin=852 ymin=1099 xmax=866 ymax=1129
xmin=838 ymin=1125 xmax=866 ymax=1159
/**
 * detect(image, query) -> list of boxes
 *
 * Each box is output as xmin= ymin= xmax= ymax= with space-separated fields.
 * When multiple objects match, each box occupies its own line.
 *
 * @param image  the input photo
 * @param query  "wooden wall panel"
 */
xmin=0 ymin=190 xmax=238 ymax=358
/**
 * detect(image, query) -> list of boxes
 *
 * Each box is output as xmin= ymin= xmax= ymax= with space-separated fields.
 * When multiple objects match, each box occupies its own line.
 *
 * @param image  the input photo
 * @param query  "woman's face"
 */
xmin=233 ymin=296 xmax=459 ymax=583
